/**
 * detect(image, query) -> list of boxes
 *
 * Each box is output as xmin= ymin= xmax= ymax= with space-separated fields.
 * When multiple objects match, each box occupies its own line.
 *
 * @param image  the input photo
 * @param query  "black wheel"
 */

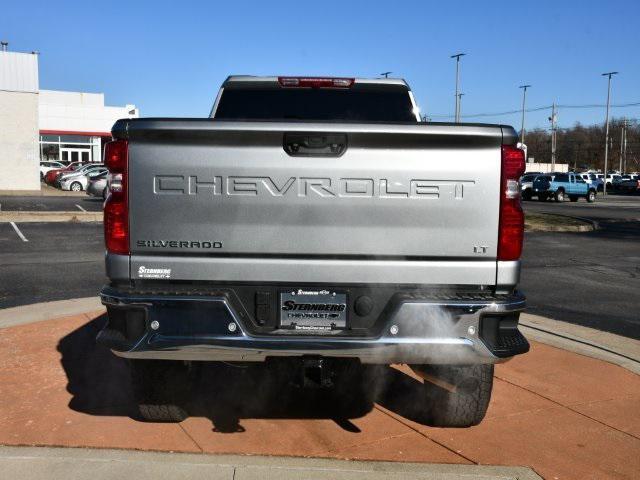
xmin=554 ymin=189 xmax=565 ymax=202
xmin=129 ymin=360 xmax=192 ymax=422
xmin=70 ymin=181 xmax=82 ymax=192
xmin=412 ymin=364 xmax=494 ymax=428
xmin=569 ymin=195 xmax=578 ymax=202
xmin=537 ymin=194 xmax=547 ymax=202
xmin=522 ymin=190 xmax=532 ymax=201
xmin=586 ymin=190 xmax=596 ymax=203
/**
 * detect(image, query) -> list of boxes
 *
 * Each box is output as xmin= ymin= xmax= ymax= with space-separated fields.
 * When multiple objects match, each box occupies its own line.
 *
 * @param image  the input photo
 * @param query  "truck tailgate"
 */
xmin=119 ymin=120 xmax=507 ymax=284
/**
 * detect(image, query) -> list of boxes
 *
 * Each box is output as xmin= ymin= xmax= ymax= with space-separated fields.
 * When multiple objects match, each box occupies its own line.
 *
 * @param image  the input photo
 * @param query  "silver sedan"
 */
xmin=61 ymin=168 xmax=108 ymax=192
xmin=86 ymin=171 xmax=109 ymax=198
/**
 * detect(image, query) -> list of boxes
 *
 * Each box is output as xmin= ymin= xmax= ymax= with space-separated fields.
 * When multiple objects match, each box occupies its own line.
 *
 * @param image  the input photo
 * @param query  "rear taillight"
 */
xmin=277 ymin=77 xmax=355 ymax=88
xmin=103 ymin=139 xmax=129 ymax=255
xmin=498 ymin=145 xmax=526 ymax=261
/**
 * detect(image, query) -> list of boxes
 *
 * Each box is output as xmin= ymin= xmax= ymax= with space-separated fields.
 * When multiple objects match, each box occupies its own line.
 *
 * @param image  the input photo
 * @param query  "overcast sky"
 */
xmin=2 ymin=0 xmax=639 ymax=129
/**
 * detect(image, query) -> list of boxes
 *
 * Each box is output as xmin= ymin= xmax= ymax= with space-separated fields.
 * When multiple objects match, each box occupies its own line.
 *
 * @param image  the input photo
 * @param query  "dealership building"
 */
xmin=0 ymin=45 xmax=138 ymax=191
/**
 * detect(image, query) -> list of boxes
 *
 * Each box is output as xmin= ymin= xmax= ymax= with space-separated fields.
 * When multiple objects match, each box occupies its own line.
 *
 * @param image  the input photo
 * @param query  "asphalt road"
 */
xmin=521 ymin=195 xmax=640 ymax=339
xmin=0 ymin=222 xmax=106 ymax=307
xmin=523 ymin=194 xmax=640 ymax=221
xmin=0 ymin=196 xmax=103 ymax=212
xmin=1 ymin=195 xmax=638 ymax=339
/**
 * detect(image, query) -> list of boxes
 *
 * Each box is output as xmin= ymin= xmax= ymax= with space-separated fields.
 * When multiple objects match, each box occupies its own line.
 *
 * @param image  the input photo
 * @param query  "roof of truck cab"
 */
xmin=222 ymin=76 xmax=410 ymax=87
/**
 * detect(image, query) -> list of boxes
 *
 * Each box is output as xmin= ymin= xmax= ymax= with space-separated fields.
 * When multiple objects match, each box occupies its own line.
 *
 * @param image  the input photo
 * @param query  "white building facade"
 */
xmin=0 ymin=50 xmax=40 ymax=191
xmin=39 ymin=90 xmax=138 ymax=166
xmin=0 ymin=46 xmax=138 ymax=190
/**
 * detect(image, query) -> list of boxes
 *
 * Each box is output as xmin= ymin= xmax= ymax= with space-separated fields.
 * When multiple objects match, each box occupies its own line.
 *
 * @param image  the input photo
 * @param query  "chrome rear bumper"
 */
xmin=98 ymin=288 xmax=528 ymax=365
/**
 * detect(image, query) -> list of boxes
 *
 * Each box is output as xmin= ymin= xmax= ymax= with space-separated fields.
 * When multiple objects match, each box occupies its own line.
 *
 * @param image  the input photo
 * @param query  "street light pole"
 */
xmin=602 ymin=71 xmax=618 ymax=195
xmin=619 ymin=119 xmax=625 ymax=173
xmin=622 ymin=118 xmax=628 ymax=174
xmin=549 ymin=102 xmax=557 ymax=171
xmin=457 ymin=93 xmax=465 ymax=120
xmin=451 ymin=53 xmax=465 ymax=123
xmin=519 ymin=85 xmax=531 ymax=144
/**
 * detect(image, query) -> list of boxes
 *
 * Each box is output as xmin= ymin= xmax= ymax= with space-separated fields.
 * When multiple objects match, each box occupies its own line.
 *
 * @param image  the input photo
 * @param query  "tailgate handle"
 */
xmin=283 ymin=133 xmax=347 ymax=157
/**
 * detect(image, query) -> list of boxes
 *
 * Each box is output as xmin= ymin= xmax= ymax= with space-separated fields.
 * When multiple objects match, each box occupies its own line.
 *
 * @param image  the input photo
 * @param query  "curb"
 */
xmin=1 ymin=298 xmax=638 ymax=375
xmin=0 ymin=211 xmax=102 ymax=223
xmin=0 ymin=297 xmax=103 ymax=329
xmin=0 ymin=445 xmax=544 ymax=480
xmin=520 ymin=313 xmax=640 ymax=375
xmin=552 ymin=212 xmax=600 ymax=231
xmin=524 ymin=212 xmax=598 ymax=233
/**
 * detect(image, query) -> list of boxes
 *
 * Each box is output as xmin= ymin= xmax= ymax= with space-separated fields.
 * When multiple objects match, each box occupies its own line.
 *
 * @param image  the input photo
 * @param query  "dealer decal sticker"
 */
xmin=137 ymin=266 xmax=171 ymax=279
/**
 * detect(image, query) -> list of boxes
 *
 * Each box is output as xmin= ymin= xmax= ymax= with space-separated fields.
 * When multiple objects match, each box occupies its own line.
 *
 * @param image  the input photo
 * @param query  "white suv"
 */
xmin=596 ymin=173 xmax=621 ymax=187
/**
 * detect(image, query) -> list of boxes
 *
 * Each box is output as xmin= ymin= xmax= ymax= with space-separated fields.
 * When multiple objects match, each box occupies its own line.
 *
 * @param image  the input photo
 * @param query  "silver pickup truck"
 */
xmin=98 ymin=76 xmax=529 ymax=427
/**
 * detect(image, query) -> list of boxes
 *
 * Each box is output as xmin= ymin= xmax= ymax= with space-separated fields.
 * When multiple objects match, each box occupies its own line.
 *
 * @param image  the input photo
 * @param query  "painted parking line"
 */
xmin=75 ymin=204 xmax=87 ymax=212
xmin=9 ymin=222 xmax=28 ymax=242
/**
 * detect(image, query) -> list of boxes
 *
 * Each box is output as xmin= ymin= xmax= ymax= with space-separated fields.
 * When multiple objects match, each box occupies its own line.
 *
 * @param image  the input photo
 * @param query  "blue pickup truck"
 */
xmin=533 ymin=172 xmax=597 ymax=203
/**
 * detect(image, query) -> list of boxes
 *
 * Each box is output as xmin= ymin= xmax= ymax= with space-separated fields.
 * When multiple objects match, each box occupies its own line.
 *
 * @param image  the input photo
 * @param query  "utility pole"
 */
xmin=457 ymin=93 xmax=465 ymax=121
xmin=623 ymin=119 xmax=628 ymax=173
xmin=602 ymin=71 xmax=618 ymax=195
xmin=380 ymin=71 xmax=392 ymax=78
xmin=549 ymin=102 xmax=557 ymax=170
xmin=451 ymin=53 xmax=465 ymax=123
xmin=619 ymin=119 xmax=625 ymax=173
xmin=519 ymin=85 xmax=531 ymax=144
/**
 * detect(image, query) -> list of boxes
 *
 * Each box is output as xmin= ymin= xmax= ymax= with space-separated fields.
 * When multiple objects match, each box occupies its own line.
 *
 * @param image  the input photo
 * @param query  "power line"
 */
xmin=558 ymin=101 xmax=640 ymax=109
xmin=428 ymin=101 xmax=640 ymax=119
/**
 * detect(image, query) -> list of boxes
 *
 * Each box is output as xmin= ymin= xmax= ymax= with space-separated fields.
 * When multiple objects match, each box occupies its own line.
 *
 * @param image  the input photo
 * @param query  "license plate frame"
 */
xmin=279 ymin=289 xmax=348 ymax=332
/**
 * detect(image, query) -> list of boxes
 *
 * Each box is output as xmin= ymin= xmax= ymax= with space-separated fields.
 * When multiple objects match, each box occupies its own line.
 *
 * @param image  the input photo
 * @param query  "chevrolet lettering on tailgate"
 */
xmin=153 ymin=175 xmax=474 ymax=200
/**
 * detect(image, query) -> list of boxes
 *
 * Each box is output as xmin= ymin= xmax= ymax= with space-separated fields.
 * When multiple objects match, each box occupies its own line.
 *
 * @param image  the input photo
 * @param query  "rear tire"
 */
xmin=554 ymin=190 xmax=565 ymax=202
xmin=537 ymin=194 xmax=547 ymax=202
xmin=70 ymin=181 xmax=82 ymax=192
xmin=522 ymin=190 xmax=532 ymax=201
xmin=586 ymin=190 xmax=596 ymax=203
xmin=413 ymin=364 xmax=494 ymax=428
xmin=130 ymin=360 xmax=191 ymax=422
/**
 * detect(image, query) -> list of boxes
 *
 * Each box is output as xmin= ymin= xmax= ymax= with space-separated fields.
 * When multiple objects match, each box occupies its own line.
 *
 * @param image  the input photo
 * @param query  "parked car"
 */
xmin=39 ymin=161 xmax=65 ymax=180
xmin=533 ymin=172 xmax=596 ymax=202
xmin=56 ymin=163 xmax=105 ymax=188
xmin=86 ymin=171 xmax=109 ymax=199
xmin=60 ymin=166 xmax=108 ymax=191
xmin=44 ymin=161 xmax=84 ymax=185
xmin=614 ymin=178 xmax=640 ymax=194
xmin=521 ymin=174 xmax=550 ymax=200
xmin=611 ymin=175 xmax=639 ymax=191
xmin=596 ymin=173 xmax=621 ymax=188
xmin=577 ymin=173 xmax=604 ymax=191
xmin=97 ymin=75 xmax=530 ymax=426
